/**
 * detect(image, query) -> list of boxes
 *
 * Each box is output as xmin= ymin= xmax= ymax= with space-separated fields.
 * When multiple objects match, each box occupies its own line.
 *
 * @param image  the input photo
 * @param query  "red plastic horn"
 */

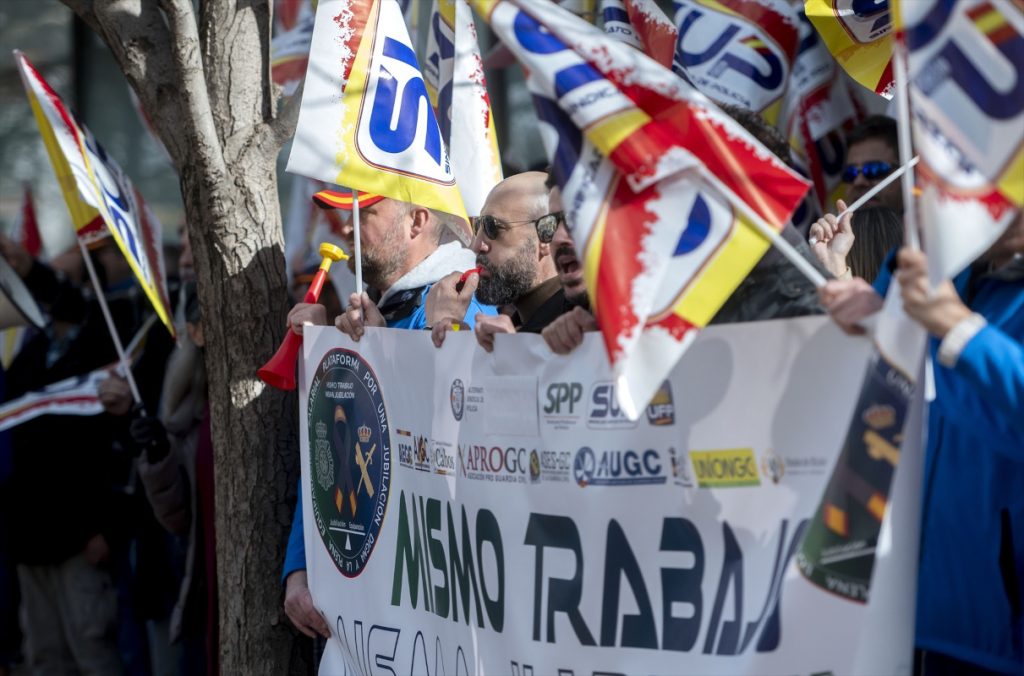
xmin=258 ymin=243 xmax=348 ymax=390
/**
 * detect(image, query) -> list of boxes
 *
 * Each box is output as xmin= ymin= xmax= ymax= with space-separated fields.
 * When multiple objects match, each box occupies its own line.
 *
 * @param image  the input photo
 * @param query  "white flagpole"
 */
xmin=835 ymin=156 xmax=920 ymax=222
xmin=76 ymin=238 xmax=144 ymax=410
xmin=893 ymin=41 xmax=920 ymax=251
xmin=732 ymin=200 xmax=828 ymax=288
xmin=352 ymin=189 xmax=362 ymax=293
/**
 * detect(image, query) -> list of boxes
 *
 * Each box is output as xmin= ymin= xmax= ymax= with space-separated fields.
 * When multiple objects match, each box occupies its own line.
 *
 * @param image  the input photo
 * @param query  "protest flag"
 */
xmin=423 ymin=0 xmax=503 ymax=217
xmin=287 ymin=0 xmax=468 ymax=219
xmin=898 ymin=0 xmax=1023 ymax=280
xmin=471 ymin=0 xmax=814 ymax=415
xmin=600 ymin=0 xmax=678 ymax=70
xmin=672 ymin=0 xmax=800 ymax=124
xmin=15 ymin=51 xmax=175 ymax=338
xmin=805 ymin=0 xmax=895 ymax=99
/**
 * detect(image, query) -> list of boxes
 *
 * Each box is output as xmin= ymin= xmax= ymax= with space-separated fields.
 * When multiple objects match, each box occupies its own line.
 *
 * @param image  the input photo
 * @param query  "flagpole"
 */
xmin=893 ymin=39 xmax=920 ymax=251
xmin=731 ymin=201 xmax=828 ymax=288
xmin=352 ymin=189 xmax=362 ymax=294
xmin=76 ymin=238 xmax=145 ymax=411
xmin=835 ymin=156 xmax=920 ymax=222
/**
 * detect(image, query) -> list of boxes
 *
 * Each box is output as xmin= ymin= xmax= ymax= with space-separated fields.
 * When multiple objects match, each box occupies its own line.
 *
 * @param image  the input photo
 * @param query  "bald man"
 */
xmin=430 ymin=172 xmax=570 ymax=350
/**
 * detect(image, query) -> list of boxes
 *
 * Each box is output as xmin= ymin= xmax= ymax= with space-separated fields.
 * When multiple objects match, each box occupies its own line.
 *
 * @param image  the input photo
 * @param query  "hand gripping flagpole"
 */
xmin=76 ymin=238 xmax=145 ymax=412
xmin=835 ymin=156 xmax=920 ymax=222
xmin=257 ymin=242 xmax=349 ymax=390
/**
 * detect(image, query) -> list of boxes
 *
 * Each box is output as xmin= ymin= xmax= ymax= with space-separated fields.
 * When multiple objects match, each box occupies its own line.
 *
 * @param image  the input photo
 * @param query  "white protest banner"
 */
xmin=299 ymin=316 xmax=918 ymax=675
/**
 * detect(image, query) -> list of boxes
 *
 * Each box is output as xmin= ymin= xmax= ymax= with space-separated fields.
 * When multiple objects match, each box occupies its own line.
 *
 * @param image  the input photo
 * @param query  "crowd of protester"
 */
xmin=0 ymin=109 xmax=1021 ymax=675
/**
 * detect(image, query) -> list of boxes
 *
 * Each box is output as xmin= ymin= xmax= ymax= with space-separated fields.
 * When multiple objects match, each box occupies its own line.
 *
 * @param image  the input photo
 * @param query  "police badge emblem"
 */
xmin=450 ymin=378 xmax=465 ymax=421
xmin=307 ymin=349 xmax=392 ymax=578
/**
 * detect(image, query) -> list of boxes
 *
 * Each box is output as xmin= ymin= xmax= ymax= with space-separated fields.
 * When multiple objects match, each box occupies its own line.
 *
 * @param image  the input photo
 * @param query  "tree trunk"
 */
xmin=58 ymin=1 xmax=310 ymax=671
xmin=180 ymin=156 xmax=305 ymax=674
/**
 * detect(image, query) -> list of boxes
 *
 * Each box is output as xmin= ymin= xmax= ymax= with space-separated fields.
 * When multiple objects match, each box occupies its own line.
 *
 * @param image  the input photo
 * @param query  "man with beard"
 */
xmin=280 ymin=192 xmax=494 ymax=640
xmin=429 ymin=172 xmax=571 ymax=351
xmin=288 ymin=191 xmax=494 ymax=335
xmin=542 ymin=105 xmax=828 ymax=354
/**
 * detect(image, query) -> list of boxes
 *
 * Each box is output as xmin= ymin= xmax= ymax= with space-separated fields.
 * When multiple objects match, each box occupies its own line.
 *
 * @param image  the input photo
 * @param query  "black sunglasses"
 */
xmin=842 ymin=161 xmax=893 ymax=183
xmin=473 ymin=211 xmax=563 ymax=244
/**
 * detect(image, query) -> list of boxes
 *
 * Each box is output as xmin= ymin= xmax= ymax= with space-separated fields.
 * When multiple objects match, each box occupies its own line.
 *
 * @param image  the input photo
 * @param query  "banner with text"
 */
xmin=299 ymin=317 xmax=918 ymax=675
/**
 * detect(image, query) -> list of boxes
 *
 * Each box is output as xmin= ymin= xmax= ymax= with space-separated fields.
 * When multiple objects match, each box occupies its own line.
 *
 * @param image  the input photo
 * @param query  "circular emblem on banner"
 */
xmin=762 ymin=449 xmax=785 ymax=484
xmin=573 ymin=446 xmax=595 ymax=487
xmin=450 ymin=378 xmax=465 ymax=421
xmin=307 ymin=348 xmax=392 ymax=578
xmin=529 ymin=449 xmax=541 ymax=484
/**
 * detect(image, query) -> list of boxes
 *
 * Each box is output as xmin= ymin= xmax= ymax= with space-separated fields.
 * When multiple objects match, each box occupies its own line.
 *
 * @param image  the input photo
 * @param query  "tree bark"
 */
xmin=59 ymin=0 xmax=305 ymax=672
xmin=180 ymin=153 xmax=300 ymax=676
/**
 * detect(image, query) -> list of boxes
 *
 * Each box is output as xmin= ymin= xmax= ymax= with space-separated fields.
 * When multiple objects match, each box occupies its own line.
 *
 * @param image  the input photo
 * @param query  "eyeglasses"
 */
xmin=842 ymin=161 xmax=893 ymax=183
xmin=473 ymin=211 xmax=564 ymax=244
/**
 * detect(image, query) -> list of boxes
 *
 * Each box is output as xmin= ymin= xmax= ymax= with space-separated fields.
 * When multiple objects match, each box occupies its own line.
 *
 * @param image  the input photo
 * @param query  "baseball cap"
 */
xmin=312 ymin=189 xmax=385 ymax=210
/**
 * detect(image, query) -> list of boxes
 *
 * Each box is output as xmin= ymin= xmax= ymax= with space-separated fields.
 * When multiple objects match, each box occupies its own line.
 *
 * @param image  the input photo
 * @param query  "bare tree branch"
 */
xmin=62 ymin=0 xmax=189 ymax=166
xmin=157 ymin=0 xmax=226 ymax=176
xmin=266 ymin=77 xmax=304 ymax=158
xmin=199 ymin=0 xmax=274 ymax=164
xmin=60 ymin=0 xmax=102 ymax=35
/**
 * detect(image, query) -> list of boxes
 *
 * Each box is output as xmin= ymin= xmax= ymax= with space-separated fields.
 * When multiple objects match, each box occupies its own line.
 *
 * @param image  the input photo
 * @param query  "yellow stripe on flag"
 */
xmin=587 ymin=109 xmax=650 ymax=159
xmin=998 ymin=146 xmax=1024 ymax=206
xmin=973 ymin=8 xmax=1006 ymax=35
xmin=806 ymin=0 xmax=893 ymax=96
xmin=668 ymin=215 xmax=771 ymax=327
xmin=25 ymin=89 xmax=101 ymax=232
xmin=582 ymin=188 xmax=616 ymax=318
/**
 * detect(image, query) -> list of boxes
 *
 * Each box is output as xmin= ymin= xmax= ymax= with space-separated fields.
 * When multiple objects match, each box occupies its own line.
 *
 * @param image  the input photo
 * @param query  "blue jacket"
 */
xmin=876 ymin=257 xmax=1024 ymax=673
xmin=282 ymin=283 xmax=495 ymax=582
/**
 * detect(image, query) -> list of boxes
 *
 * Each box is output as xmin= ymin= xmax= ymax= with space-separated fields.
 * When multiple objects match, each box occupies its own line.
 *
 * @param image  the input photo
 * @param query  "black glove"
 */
xmin=129 ymin=414 xmax=170 ymax=464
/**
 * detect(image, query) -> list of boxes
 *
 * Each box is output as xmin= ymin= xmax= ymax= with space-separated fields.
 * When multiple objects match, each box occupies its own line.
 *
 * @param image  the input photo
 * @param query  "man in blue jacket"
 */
xmin=280 ymin=190 xmax=495 ymax=639
xmin=821 ymin=213 xmax=1023 ymax=674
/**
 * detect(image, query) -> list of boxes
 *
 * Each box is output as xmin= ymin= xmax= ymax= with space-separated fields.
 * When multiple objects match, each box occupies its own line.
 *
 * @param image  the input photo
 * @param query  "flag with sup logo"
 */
xmin=600 ymin=0 xmax=679 ymax=70
xmin=423 ymin=0 xmax=503 ymax=217
xmin=471 ymin=0 xmax=810 ymax=415
xmin=805 ymin=0 xmax=895 ymax=98
xmin=287 ymin=0 xmax=467 ymax=219
xmin=672 ymin=0 xmax=801 ymax=123
xmin=898 ymin=0 xmax=1023 ymax=280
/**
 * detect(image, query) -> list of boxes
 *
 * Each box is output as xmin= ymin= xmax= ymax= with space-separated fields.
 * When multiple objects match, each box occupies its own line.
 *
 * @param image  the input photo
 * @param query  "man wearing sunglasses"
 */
xmin=430 ymin=172 xmax=571 ymax=350
xmin=843 ymin=116 xmax=903 ymax=213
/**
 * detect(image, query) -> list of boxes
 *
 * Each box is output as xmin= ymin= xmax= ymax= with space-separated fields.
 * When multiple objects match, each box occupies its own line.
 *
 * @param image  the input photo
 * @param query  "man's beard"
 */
xmin=349 ymin=219 xmax=408 ymax=290
xmin=475 ymin=240 xmax=536 ymax=306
